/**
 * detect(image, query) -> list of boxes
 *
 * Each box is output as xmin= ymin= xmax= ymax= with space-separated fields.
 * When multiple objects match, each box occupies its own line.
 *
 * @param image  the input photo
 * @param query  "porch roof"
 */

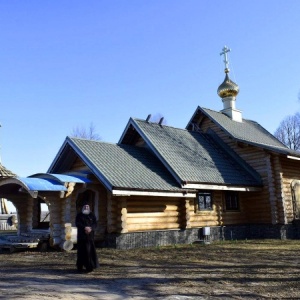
xmin=28 ymin=173 xmax=91 ymax=184
xmin=0 ymin=172 xmax=90 ymax=198
xmin=17 ymin=177 xmax=67 ymax=192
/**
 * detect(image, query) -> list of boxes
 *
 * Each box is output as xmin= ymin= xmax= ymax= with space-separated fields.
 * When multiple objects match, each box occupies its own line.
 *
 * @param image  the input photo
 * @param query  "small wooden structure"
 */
xmin=0 ymin=173 xmax=91 ymax=251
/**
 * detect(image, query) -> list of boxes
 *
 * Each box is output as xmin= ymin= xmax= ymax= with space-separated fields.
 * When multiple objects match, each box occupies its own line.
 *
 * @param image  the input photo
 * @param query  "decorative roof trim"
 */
xmin=112 ymin=189 xmax=195 ymax=198
xmin=287 ymin=155 xmax=300 ymax=161
xmin=182 ymin=183 xmax=262 ymax=191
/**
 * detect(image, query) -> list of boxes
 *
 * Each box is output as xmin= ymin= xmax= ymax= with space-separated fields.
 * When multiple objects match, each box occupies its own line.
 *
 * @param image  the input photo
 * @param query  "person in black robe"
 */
xmin=75 ymin=204 xmax=99 ymax=272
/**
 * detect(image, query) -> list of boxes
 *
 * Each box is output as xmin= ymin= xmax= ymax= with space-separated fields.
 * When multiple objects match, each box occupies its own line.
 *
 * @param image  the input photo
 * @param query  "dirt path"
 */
xmin=0 ymin=240 xmax=299 ymax=299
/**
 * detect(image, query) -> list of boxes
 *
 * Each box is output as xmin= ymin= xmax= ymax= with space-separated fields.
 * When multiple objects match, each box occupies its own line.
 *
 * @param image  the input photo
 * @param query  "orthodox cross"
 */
xmin=220 ymin=46 xmax=231 ymax=70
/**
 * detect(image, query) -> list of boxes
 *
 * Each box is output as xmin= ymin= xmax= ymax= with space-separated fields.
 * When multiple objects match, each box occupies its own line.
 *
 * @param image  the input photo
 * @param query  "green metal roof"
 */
xmin=67 ymin=137 xmax=182 ymax=192
xmin=196 ymin=107 xmax=300 ymax=156
xmin=131 ymin=119 xmax=262 ymax=186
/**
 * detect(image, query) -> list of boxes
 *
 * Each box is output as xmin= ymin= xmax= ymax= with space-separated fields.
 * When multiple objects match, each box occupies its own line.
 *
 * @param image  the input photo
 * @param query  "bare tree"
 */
xmin=274 ymin=113 xmax=300 ymax=150
xmin=150 ymin=113 xmax=167 ymax=125
xmin=70 ymin=122 xmax=101 ymax=141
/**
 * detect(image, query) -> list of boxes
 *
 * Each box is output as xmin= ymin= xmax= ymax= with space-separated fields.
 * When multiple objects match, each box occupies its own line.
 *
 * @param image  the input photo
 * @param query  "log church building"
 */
xmin=1 ymin=46 xmax=300 ymax=250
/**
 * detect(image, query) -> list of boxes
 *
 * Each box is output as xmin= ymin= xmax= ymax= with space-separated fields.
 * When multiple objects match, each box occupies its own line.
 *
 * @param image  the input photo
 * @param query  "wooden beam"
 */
xmin=287 ymin=155 xmax=300 ymax=161
xmin=182 ymin=183 xmax=262 ymax=191
xmin=112 ymin=190 xmax=196 ymax=197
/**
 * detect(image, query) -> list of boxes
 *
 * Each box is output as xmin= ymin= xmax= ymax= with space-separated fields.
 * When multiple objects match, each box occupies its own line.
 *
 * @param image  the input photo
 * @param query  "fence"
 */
xmin=0 ymin=214 xmax=17 ymax=231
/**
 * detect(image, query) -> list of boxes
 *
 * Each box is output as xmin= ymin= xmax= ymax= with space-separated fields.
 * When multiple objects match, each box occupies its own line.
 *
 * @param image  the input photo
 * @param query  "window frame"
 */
xmin=224 ymin=191 xmax=240 ymax=211
xmin=196 ymin=191 xmax=213 ymax=211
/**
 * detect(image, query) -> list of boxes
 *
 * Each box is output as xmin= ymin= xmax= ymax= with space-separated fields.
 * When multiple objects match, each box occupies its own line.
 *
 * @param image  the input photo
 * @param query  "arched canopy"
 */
xmin=28 ymin=173 xmax=91 ymax=184
xmin=0 ymin=172 xmax=90 ymax=199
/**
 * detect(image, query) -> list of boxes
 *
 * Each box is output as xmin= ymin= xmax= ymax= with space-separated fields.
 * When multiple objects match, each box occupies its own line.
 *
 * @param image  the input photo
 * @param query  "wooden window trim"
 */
xmin=224 ymin=191 xmax=240 ymax=211
xmin=195 ymin=191 xmax=213 ymax=212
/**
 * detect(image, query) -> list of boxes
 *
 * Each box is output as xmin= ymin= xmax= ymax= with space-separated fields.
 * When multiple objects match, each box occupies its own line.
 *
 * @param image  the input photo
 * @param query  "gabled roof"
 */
xmin=120 ymin=118 xmax=262 ymax=188
xmin=49 ymin=137 xmax=182 ymax=193
xmin=187 ymin=106 xmax=300 ymax=157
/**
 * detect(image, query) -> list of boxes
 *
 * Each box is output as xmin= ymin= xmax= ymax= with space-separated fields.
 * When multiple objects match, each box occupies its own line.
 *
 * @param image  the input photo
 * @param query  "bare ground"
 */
xmin=0 ymin=239 xmax=299 ymax=299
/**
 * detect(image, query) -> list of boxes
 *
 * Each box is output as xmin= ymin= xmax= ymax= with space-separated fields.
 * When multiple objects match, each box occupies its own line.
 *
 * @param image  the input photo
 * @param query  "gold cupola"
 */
xmin=217 ymin=69 xmax=239 ymax=98
xmin=218 ymin=46 xmax=242 ymax=122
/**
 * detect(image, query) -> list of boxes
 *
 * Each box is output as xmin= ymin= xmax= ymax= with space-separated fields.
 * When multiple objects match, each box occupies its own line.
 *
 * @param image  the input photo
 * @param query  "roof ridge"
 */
xmin=68 ymin=136 xmax=117 ymax=146
xmin=200 ymin=106 xmax=257 ymax=123
xmin=199 ymin=107 xmax=288 ymax=150
xmin=133 ymin=118 xmax=189 ymax=133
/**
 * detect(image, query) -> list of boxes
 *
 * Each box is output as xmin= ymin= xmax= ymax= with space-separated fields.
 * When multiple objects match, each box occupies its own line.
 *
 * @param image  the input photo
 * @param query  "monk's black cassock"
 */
xmin=75 ymin=211 xmax=99 ymax=272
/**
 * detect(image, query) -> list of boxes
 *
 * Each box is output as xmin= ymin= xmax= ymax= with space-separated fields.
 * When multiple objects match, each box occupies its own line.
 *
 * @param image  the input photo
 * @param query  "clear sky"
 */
xmin=0 ymin=0 xmax=300 ymax=178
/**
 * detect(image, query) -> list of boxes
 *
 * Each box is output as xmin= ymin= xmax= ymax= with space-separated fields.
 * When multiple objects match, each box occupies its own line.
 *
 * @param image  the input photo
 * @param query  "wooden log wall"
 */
xmin=13 ymin=195 xmax=34 ymax=234
xmin=70 ymin=157 xmax=88 ymax=171
xmin=107 ymin=193 xmax=116 ymax=233
xmin=264 ymin=154 xmax=278 ymax=224
xmin=118 ymin=198 xmax=128 ymax=233
xmin=280 ymin=156 xmax=300 ymax=223
xmin=271 ymin=155 xmax=286 ymax=224
xmin=70 ymin=190 xmax=78 ymax=229
xmin=189 ymin=193 xmax=219 ymax=227
xmin=200 ymin=118 xmax=273 ymax=224
xmin=112 ymin=196 xmax=183 ymax=232
xmin=32 ymin=198 xmax=40 ymax=228
xmin=188 ymin=190 xmax=250 ymax=227
xmin=182 ymin=199 xmax=191 ymax=228
xmin=44 ymin=195 xmax=63 ymax=247
xmin=96 ymin=186 xmax=107 ymax=239
xmin=110 ymin=194 xmax=249 ymax=232
xmin=60 ymin=197 xmax=72 ymax=245
xmin=109 ymin=191 xmax=263 ymax=232
xmin=242 ymin=191 xmax=272 ymax=223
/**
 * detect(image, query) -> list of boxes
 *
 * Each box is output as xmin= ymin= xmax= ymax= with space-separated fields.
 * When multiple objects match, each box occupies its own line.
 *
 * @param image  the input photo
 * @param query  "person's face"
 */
xmin=82 ymin=204 xmax=90 ymax=215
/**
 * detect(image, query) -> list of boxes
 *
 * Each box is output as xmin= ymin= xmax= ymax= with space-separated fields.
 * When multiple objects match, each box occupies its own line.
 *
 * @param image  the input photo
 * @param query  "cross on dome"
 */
xmin=217 ymin=46 xmax=241 ymax=122
xmin=217 ymin=45 xmax=239 ymax=99
xmin=220 ymin=46 xmax=231 ymax=73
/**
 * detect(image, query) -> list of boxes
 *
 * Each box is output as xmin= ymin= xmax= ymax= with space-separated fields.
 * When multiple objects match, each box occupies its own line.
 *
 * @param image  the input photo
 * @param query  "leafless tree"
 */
xmin=70 ymin=122 xmax=101 ymax=141
xmin=274 ymin=113 xmax=300 ymax=150
xmin=150 ymin=113 xmax=167 ymax=125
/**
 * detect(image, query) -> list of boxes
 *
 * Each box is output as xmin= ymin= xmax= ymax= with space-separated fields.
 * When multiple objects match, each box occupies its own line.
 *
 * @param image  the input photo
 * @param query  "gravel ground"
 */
xmin=0 ymin=239 xmax=299 ymax=299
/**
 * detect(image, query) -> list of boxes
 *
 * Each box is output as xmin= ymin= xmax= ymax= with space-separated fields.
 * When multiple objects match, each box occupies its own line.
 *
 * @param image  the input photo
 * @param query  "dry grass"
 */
xmin=0 ymin=239 xmax=300 ymax=299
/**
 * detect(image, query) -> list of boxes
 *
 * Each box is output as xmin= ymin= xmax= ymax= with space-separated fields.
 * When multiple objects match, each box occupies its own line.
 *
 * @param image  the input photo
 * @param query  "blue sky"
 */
xmin=0 ymin=1 xmax=300 ymax=178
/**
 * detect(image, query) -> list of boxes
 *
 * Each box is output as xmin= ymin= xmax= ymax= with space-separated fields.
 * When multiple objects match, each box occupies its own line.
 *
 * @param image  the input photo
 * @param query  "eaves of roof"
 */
xmin=197 ymin=107 xmax=300 ymax=157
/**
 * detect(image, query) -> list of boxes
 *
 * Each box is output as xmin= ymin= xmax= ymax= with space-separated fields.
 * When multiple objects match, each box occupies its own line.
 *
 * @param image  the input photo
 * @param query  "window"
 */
xmin=225 ymin=191 xmax=239 ymax=211
xmin=196 ymin=191 xmax=212 ymax=211
xmin=33 ymin=198 xmax=49 ymax=229
xmin=291 ymin=180 xmax=300 ymax=219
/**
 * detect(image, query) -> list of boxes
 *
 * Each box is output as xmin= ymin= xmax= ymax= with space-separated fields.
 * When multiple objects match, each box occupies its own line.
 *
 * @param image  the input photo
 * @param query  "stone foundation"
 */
xmin=101 ymin=223 xmax=300 ymax=249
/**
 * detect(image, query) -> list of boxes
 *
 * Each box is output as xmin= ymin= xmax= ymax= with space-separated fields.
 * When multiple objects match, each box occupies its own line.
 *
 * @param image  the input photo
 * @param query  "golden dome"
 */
xmin=217 ymin=70 xmax=239 ymax=98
